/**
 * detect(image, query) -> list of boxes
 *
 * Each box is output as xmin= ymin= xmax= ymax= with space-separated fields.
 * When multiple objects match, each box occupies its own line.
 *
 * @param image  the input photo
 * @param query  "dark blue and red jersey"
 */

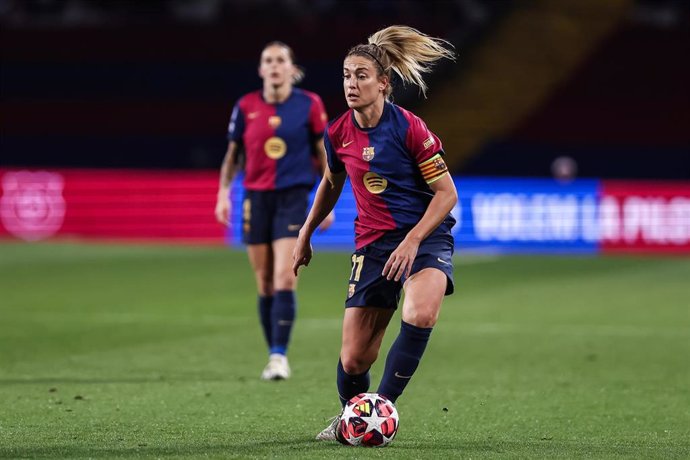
xmin=228 ymin=88 xmax=328 ymax=191
xmin=324 ymin=102 xmax=454 ymax=249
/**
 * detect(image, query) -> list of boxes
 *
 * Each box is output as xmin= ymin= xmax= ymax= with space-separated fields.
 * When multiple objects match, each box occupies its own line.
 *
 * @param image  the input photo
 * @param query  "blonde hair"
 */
xmin=263 ymin=41 xmax=305 ymax=84
xmin=347 ymin=25 xmax=456 ymax=98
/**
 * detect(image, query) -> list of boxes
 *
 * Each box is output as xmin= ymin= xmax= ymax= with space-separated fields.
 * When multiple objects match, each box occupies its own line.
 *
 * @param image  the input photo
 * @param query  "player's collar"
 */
xmin=351 ymin=101 xmax=391 ymax=132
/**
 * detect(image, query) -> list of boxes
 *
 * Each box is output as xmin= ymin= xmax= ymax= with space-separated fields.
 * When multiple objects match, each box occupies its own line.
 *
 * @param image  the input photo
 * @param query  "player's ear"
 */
xmin=378 ymin=75 xmax=389 ymax=92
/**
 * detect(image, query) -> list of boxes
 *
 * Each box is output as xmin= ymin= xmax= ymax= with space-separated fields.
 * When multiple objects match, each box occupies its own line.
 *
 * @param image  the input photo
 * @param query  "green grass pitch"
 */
xmin=0 ymin=241 xmax=688 ymax=459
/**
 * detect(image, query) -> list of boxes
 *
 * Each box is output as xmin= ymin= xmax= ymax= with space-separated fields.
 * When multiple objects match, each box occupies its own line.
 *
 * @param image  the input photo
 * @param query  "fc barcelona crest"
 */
xmin=362 ymin=146 xmax=375 ymax=161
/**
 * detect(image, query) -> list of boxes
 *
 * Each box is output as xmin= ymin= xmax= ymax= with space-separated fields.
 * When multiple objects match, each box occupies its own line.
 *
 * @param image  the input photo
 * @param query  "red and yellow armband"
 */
xmin=418 ymin=153 xmax=449 ymax=184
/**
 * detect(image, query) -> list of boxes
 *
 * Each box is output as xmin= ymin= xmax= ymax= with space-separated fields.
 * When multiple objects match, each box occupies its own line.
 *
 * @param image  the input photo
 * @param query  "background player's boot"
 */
xmin=260 ymin=353 xmax=290 ymax=380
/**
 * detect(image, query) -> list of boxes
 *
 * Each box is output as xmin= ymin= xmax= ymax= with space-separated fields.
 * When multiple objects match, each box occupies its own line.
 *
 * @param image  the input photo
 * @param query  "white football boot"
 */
xmin=260 ymin=353 xmax=291 ymax=380
xmin=315 ymin=412 xmax=344 ymax=442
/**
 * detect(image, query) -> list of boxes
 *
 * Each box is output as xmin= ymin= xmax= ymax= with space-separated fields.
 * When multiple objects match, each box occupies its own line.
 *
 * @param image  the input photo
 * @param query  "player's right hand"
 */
xmin=292 ymin=232 xmax=313 ymax=276
xmin=215 ymin=195 xmax=231 ymax=226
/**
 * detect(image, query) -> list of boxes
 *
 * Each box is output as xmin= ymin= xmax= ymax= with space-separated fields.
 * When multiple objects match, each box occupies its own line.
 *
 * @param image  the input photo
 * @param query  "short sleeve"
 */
xmin=405 ymin=113 xmax=443 ymax=163
xmin=308 ymin=94 xmax=328 ymax=136
xmin=227 ymin=101 xmax=245 ymax=143
xmin=324 ymin=129 xmax=345 ymax=174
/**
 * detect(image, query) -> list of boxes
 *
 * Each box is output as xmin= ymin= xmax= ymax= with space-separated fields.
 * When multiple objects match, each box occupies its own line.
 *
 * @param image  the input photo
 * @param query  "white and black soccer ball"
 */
xmin=338 ymin=393 xmax=399 ymax=447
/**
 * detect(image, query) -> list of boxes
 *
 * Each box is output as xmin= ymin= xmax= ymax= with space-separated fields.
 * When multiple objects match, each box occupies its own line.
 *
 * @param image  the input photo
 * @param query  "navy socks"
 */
xmin=377 ymin=320 xmax=433 ymax=403
xmin=270 ymin=290 xmax=296 ymax=355
xmin=337 ymin=359 xmax=370 ymax=407
xmin=257 ymin=295 xmax=273 ymax=349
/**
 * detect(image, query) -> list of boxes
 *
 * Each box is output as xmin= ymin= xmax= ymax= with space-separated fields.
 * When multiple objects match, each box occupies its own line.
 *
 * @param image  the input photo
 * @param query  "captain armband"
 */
xmin=418 ymin=153 xmax=449 ymax=184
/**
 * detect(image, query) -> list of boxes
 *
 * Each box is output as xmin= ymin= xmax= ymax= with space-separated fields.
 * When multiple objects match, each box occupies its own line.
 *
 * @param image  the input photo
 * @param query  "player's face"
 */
xmin=343 ymin=56 xmax=386 ymax=110
xmin=259 ymin=45 xmax=295 ymax=88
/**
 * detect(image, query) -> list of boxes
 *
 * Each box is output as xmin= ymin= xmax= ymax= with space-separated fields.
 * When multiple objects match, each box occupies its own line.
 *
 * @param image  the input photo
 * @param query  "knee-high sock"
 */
xmin=258 ymin=295 xmax=273 ymax=350
xmin=337 ymin=359 xmax=370 ymax=407
xmin=377 ymin=320 xmax=432 ymax=403
xmin=270 ymin=290 xmax=296 ymax=355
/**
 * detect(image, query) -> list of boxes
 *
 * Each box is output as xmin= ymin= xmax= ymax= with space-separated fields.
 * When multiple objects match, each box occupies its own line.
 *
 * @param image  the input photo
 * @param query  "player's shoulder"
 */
xmin=293 ymin=88 xmax=323 ymax=104
xmin=237 ymin=90 xmax=263 ymax=110
xmin=325 ymin=110 xmax=352 ymax=142
xmin=390 ymin=103 xmax=423 ymax=126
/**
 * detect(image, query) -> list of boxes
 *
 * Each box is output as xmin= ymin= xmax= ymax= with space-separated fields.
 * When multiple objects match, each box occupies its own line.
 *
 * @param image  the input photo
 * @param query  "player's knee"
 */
xmin=340 ymin=352 xmax=375 ymax=375
xmin=403 ymin=309 xmax=439 ymax=329
xmin=274 ymin=270 xmax=296 ymax=291
xmin=256 ymin=273 xmax=273 ymax=295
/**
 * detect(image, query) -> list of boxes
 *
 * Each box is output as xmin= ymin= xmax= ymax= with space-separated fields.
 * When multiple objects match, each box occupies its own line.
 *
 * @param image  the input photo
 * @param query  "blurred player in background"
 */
xmin=215 ymin=41 xmax=333 ymax=380
xmin=292 ymin=26 xmax=457 ymax=439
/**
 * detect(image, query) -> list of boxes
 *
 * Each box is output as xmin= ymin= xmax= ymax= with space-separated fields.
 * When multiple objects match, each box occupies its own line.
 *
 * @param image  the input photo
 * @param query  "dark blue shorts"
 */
xmin=344 ymin=228 xmax=455 ymax=309
xmin=242 ymin=186 xmax=310 ymax=245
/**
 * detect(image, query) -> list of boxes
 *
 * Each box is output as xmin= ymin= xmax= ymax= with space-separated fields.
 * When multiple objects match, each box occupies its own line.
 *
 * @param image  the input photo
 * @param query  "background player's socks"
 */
xmin=377 ymin=320 xmax=433 ymax=403
xmin=337 ymin=359 xmax=370 ymax=407
xmin=270 ymin=290 xmax=296 ymax=355
xmin=258 ymin=295 xmax=273 ymax=349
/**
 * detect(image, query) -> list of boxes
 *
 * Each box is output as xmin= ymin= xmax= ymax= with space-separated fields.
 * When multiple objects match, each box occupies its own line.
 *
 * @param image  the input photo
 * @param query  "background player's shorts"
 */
xmin=242 ymin=186 xmax=310 ymax=245
xmin=344 ymin=228 xmax=455 ymax=309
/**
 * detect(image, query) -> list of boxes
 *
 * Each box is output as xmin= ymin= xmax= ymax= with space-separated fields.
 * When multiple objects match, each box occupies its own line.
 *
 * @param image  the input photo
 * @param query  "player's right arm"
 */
xmin=292 ymin=167 xmax=346 ymax=274
xmin=214 ymin=140 xmax=241 ymax=226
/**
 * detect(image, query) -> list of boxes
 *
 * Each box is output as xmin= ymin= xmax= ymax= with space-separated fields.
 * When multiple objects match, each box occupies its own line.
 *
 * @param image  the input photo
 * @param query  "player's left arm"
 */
xmin=382 ymin=160 xmax=457 ymax=282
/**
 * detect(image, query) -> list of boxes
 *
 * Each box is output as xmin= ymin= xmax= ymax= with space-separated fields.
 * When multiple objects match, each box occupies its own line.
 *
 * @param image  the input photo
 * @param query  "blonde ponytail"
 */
xmin=347 ymin=25 xmax=455 ymax=98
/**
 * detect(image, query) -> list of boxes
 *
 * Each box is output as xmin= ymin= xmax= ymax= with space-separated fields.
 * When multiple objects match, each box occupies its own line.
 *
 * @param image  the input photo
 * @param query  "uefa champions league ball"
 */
xmin=338 ymin=393 xmax=399 ymax=447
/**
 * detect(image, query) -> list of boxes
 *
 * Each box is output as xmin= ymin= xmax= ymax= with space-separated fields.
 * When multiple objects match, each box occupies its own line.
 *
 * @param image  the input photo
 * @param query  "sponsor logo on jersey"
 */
xmin=264 ymin=136 xmax=287 ymax=159
xmin=362 ymin=146 xmax=375 ymax=161
xmin=268 ymin=115 xmax=281 ymax=129
xmin=342 ymin=140 xmax=354 ymax=148
xmin=363 ymin=172 xmax=387 ymax=194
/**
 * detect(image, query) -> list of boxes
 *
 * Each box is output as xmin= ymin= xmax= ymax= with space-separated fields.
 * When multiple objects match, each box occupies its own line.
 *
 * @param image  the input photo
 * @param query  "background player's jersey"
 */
xmin=324 ymin=102 xmax=455 ymax=249
xmin=228 ymin=88 xmax=327 ymax=191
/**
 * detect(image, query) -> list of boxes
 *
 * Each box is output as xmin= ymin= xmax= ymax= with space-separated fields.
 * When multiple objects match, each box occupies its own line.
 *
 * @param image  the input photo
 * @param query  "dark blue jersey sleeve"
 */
xmin=227 ymin=101 xmax=245 ymax=143
xmin=324 ymin=129 xmax=345 ymax=173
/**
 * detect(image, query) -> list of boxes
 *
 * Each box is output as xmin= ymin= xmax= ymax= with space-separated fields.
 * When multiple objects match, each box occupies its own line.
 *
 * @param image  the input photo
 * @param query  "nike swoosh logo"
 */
xmin=287 ymin=224 xmax=301 ymax=231
xmin=247 ymin=111 xmax=259 ymax=119
xmin=342 ymin=140 xmax=354 ymax=148
xmin=437 ymin=257 xmax=451 ymax=265
xmin=394 ymin=372 xmax=412 ymax=379
xmin=278 ymin=320 xmax=293 ymax=326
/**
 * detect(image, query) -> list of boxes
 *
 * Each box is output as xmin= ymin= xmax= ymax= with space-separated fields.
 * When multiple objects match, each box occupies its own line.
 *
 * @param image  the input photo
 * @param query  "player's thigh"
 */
xmin=341 ymin=306 xmax=395 ymax=372
xmin=271 ymin=237 xmax=297 ymax=290
xmin=401 ymin=268 xmax=447 ymax=328
xmin=247 ymin=243 xmax=274 ymax=295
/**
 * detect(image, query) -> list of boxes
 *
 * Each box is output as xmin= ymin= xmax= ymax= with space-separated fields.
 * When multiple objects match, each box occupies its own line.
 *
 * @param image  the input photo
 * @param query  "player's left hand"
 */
xmin=382 ymin=237 xmax=420 ymax=282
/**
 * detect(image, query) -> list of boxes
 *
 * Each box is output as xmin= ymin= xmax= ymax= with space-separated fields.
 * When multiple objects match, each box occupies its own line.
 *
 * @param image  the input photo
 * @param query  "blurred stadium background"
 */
xmin=1 ymin=0 xmax=688 ymax=251
xmin=1 ymin=1 xmax=689 ymax=458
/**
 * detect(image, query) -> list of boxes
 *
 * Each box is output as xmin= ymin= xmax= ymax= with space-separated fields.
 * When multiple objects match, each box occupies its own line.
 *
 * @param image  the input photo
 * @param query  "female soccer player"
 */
xmin=291 ymin=25 xmax=457 ymax=440
xmin=215 ymin=41 xmax=333 ymax=381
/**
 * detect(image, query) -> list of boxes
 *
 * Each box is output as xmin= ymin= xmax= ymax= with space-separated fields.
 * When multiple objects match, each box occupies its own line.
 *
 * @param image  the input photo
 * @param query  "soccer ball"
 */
xmin=338 ymin=393 xmax=399 ymax=447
